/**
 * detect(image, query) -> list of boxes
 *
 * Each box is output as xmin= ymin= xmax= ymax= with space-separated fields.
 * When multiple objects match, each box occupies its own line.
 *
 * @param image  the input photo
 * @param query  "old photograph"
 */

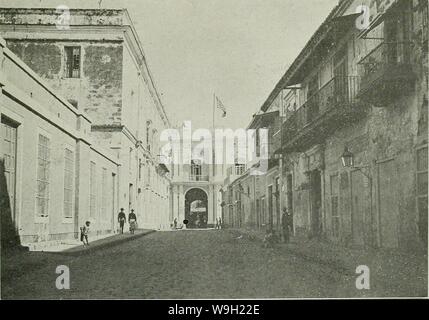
xmin=0 ymin=0 xmax=428 ymax=301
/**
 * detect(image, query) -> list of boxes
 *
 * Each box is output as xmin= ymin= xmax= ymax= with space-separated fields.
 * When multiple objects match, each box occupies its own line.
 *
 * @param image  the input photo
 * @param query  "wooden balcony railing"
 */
xmin=282 ymin=75 xmax=361 ymax=149
xmin=357 ymin=42 xmax=415 ymax=101
xmin=189 ymin=174 xmax=210 ymax=182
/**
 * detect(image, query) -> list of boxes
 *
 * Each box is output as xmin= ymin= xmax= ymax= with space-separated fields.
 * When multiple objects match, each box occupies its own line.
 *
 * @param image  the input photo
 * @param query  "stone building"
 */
xmin=223 ymin=0 xmax=428 ymax=252
xmin=169 ymin=132 xmax=225 ymax=229
xmin=0 ymin=8 xmax=172 ymax=231
xmin=221 ymin=100 xmax=284 ymax=232
xmin=1 ymin=36 xmax=120 ymax=248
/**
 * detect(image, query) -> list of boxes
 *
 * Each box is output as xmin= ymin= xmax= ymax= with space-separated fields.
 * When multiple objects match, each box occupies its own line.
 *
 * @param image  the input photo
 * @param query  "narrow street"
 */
xmin=3 ymin=229 xmax=424 ymax=299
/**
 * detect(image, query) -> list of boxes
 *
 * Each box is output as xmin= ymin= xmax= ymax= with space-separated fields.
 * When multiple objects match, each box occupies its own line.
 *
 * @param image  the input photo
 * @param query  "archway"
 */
xmin=185 ymin=188 xmax=208 ymax=229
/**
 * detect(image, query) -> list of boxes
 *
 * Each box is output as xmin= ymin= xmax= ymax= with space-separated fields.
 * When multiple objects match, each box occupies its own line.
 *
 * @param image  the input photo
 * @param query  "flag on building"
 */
xmin=215 ymin=95 xmax=227 ymax=118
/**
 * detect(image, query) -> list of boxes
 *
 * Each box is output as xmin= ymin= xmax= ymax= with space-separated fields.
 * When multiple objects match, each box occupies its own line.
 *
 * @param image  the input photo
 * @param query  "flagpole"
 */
xmin=212 ymin=92 xmax=216 ymax=178
xmin=212 ymin=92 xmax=215 ymax=131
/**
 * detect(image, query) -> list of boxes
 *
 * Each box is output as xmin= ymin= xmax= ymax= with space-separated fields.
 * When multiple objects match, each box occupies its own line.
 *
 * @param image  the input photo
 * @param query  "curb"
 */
xmin=54 ymin=230 xmax=156 ymax=256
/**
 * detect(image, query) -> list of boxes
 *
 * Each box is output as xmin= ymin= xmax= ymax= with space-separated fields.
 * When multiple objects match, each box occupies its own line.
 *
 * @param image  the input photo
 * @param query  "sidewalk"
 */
xmin=58 ymin=229 xmax=156 ymax=255
xmin=231 ymin=228 xmax=428 ymax=297
xmin=1 ymin=229 xmax=156 ymax=281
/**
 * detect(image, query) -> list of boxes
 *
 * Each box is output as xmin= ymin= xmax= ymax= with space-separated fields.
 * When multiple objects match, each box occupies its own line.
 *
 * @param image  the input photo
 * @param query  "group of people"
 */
xmin=263 ymin=207 xmax=293 ymax=248
xmin=117 ymin=208 xmax=138 ymax=234
xmin=79 ymin=208 xmax=139 ymax=246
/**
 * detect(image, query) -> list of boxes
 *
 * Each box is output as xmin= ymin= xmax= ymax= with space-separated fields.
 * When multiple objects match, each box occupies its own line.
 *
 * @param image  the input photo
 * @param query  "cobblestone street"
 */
xmin=2 ymin=229 xmax=426 ymax=299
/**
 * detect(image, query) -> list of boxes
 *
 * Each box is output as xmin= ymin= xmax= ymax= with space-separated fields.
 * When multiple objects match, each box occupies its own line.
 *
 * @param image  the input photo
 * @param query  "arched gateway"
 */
xmin=185 ymin=188 xmax=208 ymax=229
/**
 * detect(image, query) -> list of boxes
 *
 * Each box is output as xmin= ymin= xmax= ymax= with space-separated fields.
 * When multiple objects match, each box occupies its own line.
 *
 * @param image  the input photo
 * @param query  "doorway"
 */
xmin=377 ymin=159 xmax=399 ymax=248
xmin=309 ymin=170 xmax=322 ymax=237
xmin=1 ymin=116 xmax=18 ymax=243
xmin=185 ymin=188 xmax=208 ymax=229
xmin=351 ymin=170 xmax=365 ymax=246
xmin=268 ymin=185 xmax=273 ymax=229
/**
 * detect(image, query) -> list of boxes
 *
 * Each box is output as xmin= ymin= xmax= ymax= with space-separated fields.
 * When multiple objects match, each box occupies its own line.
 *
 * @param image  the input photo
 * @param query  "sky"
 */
xmin=0 ymin=0 xmax=339 ymax=129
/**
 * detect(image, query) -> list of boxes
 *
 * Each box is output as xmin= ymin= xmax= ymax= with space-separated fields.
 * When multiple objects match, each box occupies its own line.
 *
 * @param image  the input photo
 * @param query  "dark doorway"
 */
xmin=377 ymin=159 xmax=399 ymax=248
xmin=351 ymin=170 xmax=366 ymax=246
xmin=1 ymin=116 xmax=20 ymax=247
xmin=309 ymin=170 xmax=322 ymax=237
xmin=256 ymin=199 xmax=260 ymax=229
xmin=185 ymin=188 xmax=208 ymax=229
xmin=268 ymin=185 xmax=273 ymax=229
xmin=287 ymin=174 xmax=293 ymax=211
xmin=286 ymin=174 xmax=294 ymax=232
xmin=275 ymin=177 xmax=280 ymax=230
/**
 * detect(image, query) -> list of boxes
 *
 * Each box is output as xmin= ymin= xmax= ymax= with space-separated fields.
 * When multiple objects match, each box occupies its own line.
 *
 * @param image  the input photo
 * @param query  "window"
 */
xmin=330 ymin=174 xmax=340 ymax=238
xmin=191 ymin=160 xmax=202 ymax=180
xmin=417 ymin=146 xmax=428 ymax=244
xmin=89 ymin=161 xmax=97 ymax=218
xmin=65 ymin=46 xmax=81 ymax=78
xmin=63 ymin=148 xmax=74 ymax=218
xmin=234 ymin=164 xmax=245 ymax=175
xmin=101 ymin=167 xmax=108 ymax=220
xmin=36 ymin=134 xmax=50 ymax=217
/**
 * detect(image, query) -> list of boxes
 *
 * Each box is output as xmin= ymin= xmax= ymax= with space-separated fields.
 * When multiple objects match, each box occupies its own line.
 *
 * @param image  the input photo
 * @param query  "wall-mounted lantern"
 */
xmin=341 ymin=147 xmax=354 ymax=168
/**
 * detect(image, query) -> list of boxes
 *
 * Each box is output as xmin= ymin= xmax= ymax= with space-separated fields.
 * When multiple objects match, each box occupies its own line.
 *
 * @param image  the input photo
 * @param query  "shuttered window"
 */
xmin=36 ymin=134 xmax=50 ymax=217
xmin=63 ymin=148 xmax=74 ymax=218
xmin=330 ymin=174 xmax=340 ymax=238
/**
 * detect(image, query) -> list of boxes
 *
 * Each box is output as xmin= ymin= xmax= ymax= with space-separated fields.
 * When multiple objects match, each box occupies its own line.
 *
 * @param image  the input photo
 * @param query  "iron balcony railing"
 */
xmin=358 ymin=42 xmax=412 ymax=91
xmin=282 ymin=75 xmax=360 ymax=139
xmin=189 ymin=174 xmax=210 ymax=182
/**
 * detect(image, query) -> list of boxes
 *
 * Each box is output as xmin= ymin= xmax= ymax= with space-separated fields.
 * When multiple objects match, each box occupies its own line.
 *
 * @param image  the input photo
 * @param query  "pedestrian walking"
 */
xmin=281 ymin=207 xmax=290 ymax=243
xmin=80 ymin=221 xmax=91 ymax=246
xmin=129 ymin=209 xmax=137 ymax=234
xmin=215 ymin=218 xmax=220 ymax=230
xmin=118 ymin=208 xmax=126 ymax=234
xmin=218 ymin=217 xmax=222 ymax=229
xmin=173 ymin=218 xmax=178 ymax=229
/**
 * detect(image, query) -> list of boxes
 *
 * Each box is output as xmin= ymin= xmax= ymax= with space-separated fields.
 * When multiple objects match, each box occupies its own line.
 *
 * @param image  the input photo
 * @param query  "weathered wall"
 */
xmin=1 ymin=42 xmax=120 ymax=246
xmin=6 ymin=40 xmax=124 ymax=125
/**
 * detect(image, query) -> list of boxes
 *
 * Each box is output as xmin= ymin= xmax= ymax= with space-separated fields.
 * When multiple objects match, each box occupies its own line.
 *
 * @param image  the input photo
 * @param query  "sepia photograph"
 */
xmin=0 ymin=0 xmax=428 ymax=305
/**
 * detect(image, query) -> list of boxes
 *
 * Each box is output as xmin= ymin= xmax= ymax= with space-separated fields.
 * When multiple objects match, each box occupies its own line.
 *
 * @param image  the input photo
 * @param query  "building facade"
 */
xmin=222 ymin=102 xmax=284 ymax=232
xmin=222 ymin=0 xmax=428 ymax=252
xmin=169 ymin=135 xmax=224 ymax=229
xmin=1 ymin=36 xmax=120 ymax=247
xmin=0 ymin=8 xmax=172 ymax=232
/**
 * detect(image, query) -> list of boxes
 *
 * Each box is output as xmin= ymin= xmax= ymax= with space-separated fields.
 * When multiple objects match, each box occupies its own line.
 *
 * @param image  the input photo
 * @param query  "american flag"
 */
xmin=215 ymin=96 xmax=227 ymax=118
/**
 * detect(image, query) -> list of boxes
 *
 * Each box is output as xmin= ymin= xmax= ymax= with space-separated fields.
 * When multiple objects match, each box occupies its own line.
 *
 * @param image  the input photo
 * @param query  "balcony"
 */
xmin=282 ymin=76 xmax=363 ymax=152
xmin=268 ymin=158 xmax=279 ymax=170
xmin=358 ymin=42 xmax=415 ymax=106
xmin=189 ymin=174 xmax=210 ymax=182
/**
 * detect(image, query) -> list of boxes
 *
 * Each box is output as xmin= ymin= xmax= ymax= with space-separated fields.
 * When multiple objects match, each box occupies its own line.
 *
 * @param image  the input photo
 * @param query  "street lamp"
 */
xmin=340 ymin=146 xmax=370 ymax=180
xmin=341 ymin=147 xmax=354 ymax=168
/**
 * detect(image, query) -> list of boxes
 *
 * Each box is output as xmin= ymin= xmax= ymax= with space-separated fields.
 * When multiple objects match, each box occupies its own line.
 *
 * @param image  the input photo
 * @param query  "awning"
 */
xmin=286 ymin=12 xmax=361 ymax=86
xmin=157 ymin=163 xmax=170 ymax=173
xmin=247 ymin=110 xmax=279 ymax=129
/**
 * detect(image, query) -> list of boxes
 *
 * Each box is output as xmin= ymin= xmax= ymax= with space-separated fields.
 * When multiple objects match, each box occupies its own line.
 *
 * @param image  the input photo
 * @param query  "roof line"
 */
xmin=260 ymin=0 xmax=353 ymax=112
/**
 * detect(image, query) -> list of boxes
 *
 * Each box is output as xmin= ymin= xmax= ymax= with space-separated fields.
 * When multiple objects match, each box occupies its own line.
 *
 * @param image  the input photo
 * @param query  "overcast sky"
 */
xmin=0 ymin=0 xmax=338 ymax=129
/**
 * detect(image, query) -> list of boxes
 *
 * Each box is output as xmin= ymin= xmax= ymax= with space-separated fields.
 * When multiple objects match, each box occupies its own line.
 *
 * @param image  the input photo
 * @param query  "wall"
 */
xmin=1 ymin=39 xmax=120 ymax=246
